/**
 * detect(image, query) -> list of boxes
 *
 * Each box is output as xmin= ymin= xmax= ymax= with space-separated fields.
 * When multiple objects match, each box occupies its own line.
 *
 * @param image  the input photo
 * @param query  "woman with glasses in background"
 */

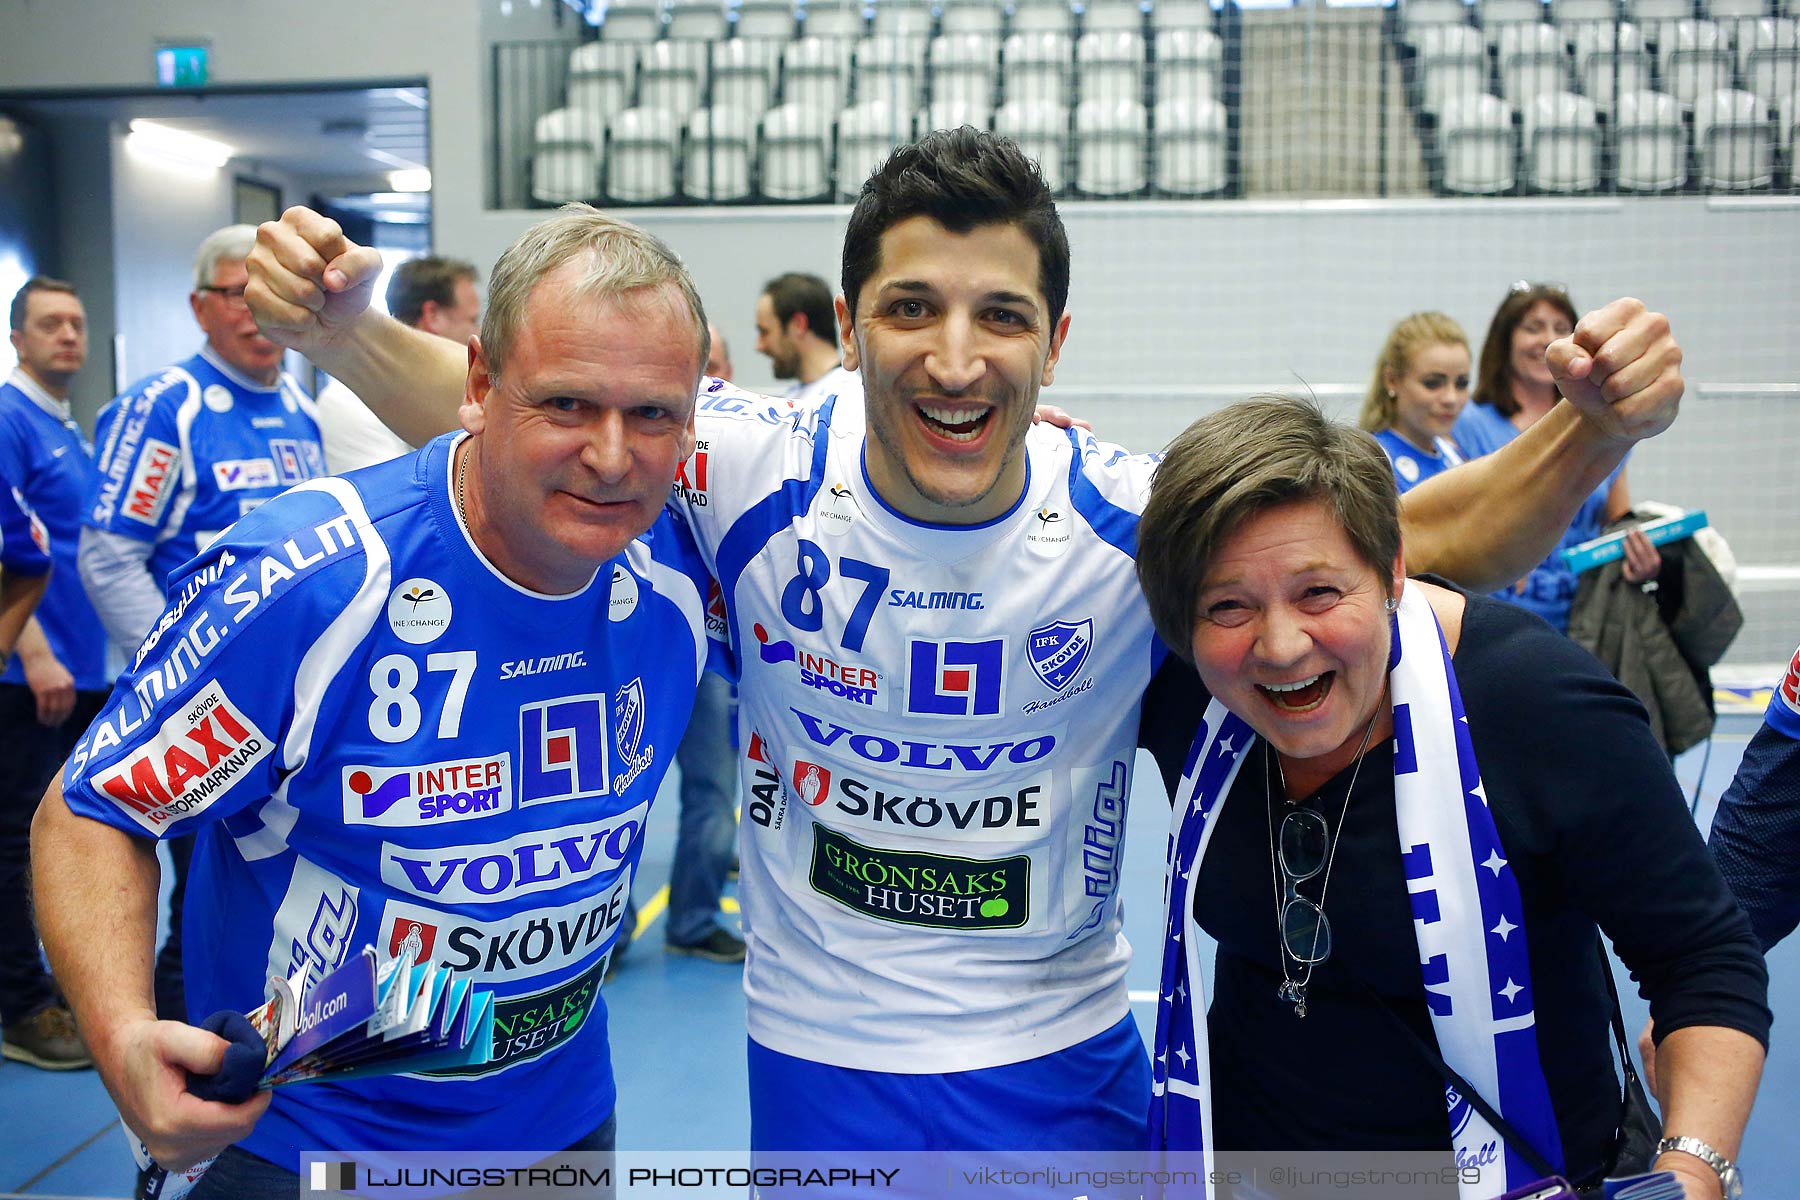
xmin=1456 ymin=284 xmax=1660 ymax=633
xmin=1134 ymin=396 xmax=1766 ymax=1200
xmin=1359 ymin=311 xmax=1473 ymax=495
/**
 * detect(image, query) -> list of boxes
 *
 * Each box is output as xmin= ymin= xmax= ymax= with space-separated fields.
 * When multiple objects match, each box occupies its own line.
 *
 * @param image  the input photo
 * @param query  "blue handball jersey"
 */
xmin=87 ymin=347 xmax=324 ymax=593
xmin=1372 ymin=428 xmax=1462 ymax=495
xmin=61 ymin=433 xmax=714 ymax=1165
xmin=0 ymin=372 xmax=108 ymax=688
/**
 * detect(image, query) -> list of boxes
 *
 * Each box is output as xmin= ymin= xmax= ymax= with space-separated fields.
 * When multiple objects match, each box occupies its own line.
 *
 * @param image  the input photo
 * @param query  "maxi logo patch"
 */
xmin=904 ymin=637 xmax=1006 ymax=719
xmin=809 ymin=824 xmax=1029 ymax=931
xmin=426 ymin=956 xmax=606 ymax=1079
xmin=123 ymin=438 xmax=178 ymax=526
xmin=94 ymin=680 xmax=272 ymax=833
xmin=1026 ymin=619 xmax=1093 ymax=692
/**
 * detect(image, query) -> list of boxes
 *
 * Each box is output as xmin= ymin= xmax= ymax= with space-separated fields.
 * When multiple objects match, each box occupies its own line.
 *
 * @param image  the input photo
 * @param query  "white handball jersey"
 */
xmin=678 ymin=383 xmax=1165 ymax=1073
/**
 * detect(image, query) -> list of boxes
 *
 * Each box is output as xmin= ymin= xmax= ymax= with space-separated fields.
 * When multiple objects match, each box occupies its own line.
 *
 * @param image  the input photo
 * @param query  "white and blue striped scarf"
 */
xmin=1149 ymin=588 xmax=1564 ymax=1199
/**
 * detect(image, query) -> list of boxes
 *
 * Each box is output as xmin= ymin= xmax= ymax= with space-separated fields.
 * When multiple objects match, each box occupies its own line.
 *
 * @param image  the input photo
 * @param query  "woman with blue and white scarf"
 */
xmin=1133 ymin=398 xmax=1767 ymax=1200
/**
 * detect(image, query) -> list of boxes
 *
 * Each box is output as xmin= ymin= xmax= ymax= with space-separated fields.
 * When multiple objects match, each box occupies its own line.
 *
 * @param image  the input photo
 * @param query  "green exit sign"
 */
xmin=155 ymin=46 xmax=208 ymax=88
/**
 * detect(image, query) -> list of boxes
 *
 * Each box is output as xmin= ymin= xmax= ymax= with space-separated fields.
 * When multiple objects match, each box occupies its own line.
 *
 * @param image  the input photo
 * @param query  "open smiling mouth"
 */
xmin=918 ymin=403 xmax=992 ymax=443
xmin=1258 ymin=672 xmax=1333 ymax=713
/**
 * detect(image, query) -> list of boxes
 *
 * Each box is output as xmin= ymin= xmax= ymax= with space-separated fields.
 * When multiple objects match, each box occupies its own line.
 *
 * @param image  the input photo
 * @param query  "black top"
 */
xmin=1138 ymin=585 xmax=1770 ymax=1182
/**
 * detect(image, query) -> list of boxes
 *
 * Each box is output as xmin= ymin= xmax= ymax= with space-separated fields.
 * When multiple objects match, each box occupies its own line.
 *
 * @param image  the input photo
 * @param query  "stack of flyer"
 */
xmin=135 ymin=944 xmax=494 ymax=1198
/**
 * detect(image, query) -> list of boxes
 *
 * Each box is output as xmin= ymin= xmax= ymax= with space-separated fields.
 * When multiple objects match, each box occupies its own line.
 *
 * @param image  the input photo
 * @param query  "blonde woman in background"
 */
xmin=1359 ymin=311 xmax=1472 ymax=495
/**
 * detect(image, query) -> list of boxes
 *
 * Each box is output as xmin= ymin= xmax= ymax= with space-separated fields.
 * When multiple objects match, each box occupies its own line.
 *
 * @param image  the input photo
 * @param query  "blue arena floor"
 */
xmin=1 ymin=718 xmax=1792 ymax=1198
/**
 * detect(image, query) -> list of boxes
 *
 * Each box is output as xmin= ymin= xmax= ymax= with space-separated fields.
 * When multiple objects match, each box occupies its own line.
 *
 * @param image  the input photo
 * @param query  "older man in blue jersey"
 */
xmin=246 ymin=129 xmax=1684 ymax=1155
xmin=34 ymin=207 xmax=716 ymax=1194
xmin=79 ymin=226 xmax=329 ymax=1027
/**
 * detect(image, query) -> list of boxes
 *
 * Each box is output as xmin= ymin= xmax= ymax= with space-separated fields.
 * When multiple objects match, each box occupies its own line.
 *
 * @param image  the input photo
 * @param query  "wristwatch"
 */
xmin=1655 ymin=1135 xmax=1743 ymax=1199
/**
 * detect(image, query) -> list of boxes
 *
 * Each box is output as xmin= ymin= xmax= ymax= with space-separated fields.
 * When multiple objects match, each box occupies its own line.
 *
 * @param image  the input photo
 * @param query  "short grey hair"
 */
xmin=193 ymin=224 xmax=258 ymax=291
xmin=481 ymin=204 xmax=708 ymax=380
xmin=1136 ymin=396 xmax=1402 ymax=663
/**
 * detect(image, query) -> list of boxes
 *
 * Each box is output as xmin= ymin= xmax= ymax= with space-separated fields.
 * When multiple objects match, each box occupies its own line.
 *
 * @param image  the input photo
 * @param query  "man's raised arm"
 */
xmin=247 ymin=207 xmax=464 ymax=445
xmin=1399 ymin=297 xmax=1682 ymax=592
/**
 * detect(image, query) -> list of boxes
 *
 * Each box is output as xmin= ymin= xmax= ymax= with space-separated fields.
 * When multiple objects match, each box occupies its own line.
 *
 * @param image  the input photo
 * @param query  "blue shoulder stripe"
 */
xmin=1063 ymin=425 xmax=1141 ymax=560
xmin=713 ymin=393 xmax=838 ymax=664
xmin=1063 ymin=427 xmax=1165 ymax=677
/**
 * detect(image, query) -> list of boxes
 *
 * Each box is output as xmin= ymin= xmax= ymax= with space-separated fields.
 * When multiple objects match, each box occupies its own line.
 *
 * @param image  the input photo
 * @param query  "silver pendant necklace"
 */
xmin=1266 ymin=704 xmax=1381 ymax=1019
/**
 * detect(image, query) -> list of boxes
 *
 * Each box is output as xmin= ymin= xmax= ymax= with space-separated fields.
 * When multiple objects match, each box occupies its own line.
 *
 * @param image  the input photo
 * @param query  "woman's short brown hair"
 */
xmin=1137 ymin=396 xmax=1402 ymax=662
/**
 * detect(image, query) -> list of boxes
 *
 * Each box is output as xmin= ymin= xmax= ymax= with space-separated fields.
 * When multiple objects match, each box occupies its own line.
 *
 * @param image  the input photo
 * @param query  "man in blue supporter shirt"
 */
xmin=0 ymin=276 xmax=109 ymax=1071
xmin=34 ymin=208 xmax=717 ymax=1193
xmin=247 ymin=129 xmax=1687 ymax=1153
xmin=80 ymin=226 xmax=326 ymax=1025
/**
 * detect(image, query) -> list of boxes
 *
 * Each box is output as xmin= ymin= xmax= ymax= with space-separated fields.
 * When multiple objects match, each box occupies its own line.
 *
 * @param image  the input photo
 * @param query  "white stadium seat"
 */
xmin=1013 ymin=0 xmax=1078 ymax=36
xmin=1086 ymin=0 xmax=1149 ymax=33
xmin=995 ymin=99 xmax=1071 ymax=191
xmin=1074 ymin=96 xmax=1148 ymax=194
xmin=1155 ymin=28 xmax=1224 ymax=104
xmin=783 ymin=37 xmax=852 ymax=111
xmin=803 ymin=5 xmax=867 ymax=40
xmin=606 ymin=106 xmax=681 ymax=203
xmin=940 ymin=0 xmax=1005 ymax=35
xmin=1524 ymin=90 xmax=1602 ymax=189
xmin=666 ymin=1 xmax=729 ymax=41
xmin=711 ymin=39 xmax=779 ymax=116
xmin=1742 ymin=18 xmax=1800 ymax=106
xmin=531 ymin=107 xmax=603 ymax=204
xmin=1402 ymin=0 xmax=1471 ymax=50
xmin=919 ymin=98 xmax=993 ymax=134
xmin=1695 ymin=86 xmax=1777 ymax=185
xmin=758 ymin=102 xmax=834 ymax=198
xmin=1438 ymin=92 xmax=1518 ymax=192
xmin=1661 ymin=19 xmax=1736 ymax=106
xmin=1573 ymin=21 xmax=1653 ymax=113
xmin=853 ymin=37 xmax=925 ymax=109
xmin=1076 ymin=30 xmax=1147 ymax=104
xmin=836 ymin=99 xmax=913 ymax=198
xmin=735 ymin=1 xmax=798 ymax=40
xmin=637 ymin=40 xmax=708 ymax=116
xmin=1149 ymin=0 xmax=1214 ymax=31
xmin=684 ymin=105 xmax=757 ymax=200
xmin=599 ymin=3 xmax=663 ymax=42
xmin=1552 ymin=0 xmax=1619 ymax=25
xmin=1004 ymin=31 xmax=1074 ymax=104
xmin=1481 ymin=0 xmax=1549 ymax=49
xmin=1499 ymin=23 xmax=1574 ymax=108
xmin=1614 ymin=88 xmax=1689 ymax=188
xmin=930 ymin=35 xmax=1000 ymax=114
xmin=1154 ymin=95 xmax=1227 ymax=194
xmin=871 ymin=1 xmax=933 ymax=38
xmin=1419 ymin=25 xmax=1490 ymax=115
xmin=567 ymin=42 xmax=638 ymax=131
